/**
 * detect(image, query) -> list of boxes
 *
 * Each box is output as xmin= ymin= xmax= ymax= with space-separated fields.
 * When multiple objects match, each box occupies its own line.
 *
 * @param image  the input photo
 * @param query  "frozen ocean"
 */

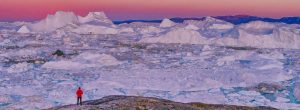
xmin=0 ymin=11 xmax=300 ymax=109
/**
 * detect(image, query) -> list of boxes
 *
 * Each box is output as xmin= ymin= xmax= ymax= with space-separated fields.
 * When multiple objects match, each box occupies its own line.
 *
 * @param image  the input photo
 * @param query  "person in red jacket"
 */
xmin=76 ymin=87 xmax=83 ymax=105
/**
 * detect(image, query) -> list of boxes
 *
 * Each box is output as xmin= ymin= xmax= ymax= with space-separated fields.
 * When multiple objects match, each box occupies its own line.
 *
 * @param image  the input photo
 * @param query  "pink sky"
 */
xmin=0 ymin=0 xmax=299 ymax=21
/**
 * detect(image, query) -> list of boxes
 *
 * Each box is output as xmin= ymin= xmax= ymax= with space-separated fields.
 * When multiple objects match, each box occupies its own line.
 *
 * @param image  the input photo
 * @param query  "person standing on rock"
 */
xmin=76 ymin=87 xmax=83 ymax=105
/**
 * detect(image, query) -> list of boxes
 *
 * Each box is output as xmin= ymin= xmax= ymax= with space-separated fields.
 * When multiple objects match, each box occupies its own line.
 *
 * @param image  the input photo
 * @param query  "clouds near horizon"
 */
xmin=0 ymin=0 xmax=299 ymax=21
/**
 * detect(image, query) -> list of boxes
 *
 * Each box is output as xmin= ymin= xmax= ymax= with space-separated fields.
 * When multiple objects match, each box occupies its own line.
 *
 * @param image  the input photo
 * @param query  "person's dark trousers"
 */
xmin=77 ymin=97 xmax=82 ymax=105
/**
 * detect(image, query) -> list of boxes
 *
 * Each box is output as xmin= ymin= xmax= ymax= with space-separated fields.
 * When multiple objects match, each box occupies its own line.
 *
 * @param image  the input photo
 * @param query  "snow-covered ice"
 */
xmin=1 ymin=11 xmax=300 ymax=110
xmin=140 ymin=28 xmax=208 ymax=44
xmin=17 ymin=26 xmax=30 ymax=33
xmin=160 ymin=18 xmax=176 ymax=28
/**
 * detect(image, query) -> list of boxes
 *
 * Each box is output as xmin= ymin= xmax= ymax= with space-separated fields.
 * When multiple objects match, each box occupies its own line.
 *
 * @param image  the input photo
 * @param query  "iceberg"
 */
xmin=17 ymin=25 xmax=30 ymax=33
xmin=160 ymin=18 xmax=176 ymax=28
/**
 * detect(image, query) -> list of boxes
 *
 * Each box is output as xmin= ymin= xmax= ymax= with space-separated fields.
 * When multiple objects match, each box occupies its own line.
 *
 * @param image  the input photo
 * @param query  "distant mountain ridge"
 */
xmin=113 ymin=15 xmax=300 ymax=25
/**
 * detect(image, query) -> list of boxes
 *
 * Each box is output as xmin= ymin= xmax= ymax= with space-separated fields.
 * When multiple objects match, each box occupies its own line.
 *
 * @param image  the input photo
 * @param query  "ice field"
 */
xmin=0 ymin=11 xmax=300 ymax=109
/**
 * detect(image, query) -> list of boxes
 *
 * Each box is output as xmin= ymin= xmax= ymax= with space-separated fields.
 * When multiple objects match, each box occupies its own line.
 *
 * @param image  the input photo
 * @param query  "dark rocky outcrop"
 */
xmin=52 ymin=49 xmax=65 ymax=56
xmin=46 ymin=95 xmax=277 ymax=110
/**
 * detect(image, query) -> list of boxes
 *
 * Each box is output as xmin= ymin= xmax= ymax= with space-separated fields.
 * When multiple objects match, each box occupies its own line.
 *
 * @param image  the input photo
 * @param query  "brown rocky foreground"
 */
xmin=46 ymin=95 xmax=277 ymax=110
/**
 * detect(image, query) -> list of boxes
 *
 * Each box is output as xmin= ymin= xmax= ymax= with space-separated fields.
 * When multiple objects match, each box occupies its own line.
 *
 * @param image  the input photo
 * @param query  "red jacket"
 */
xmin=76 ymin=89 xmax=83 ymax=97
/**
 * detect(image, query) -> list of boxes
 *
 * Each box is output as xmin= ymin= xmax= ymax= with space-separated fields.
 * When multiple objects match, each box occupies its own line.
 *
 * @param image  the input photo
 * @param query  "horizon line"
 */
xmin=1 ymin=12 xmax=300 ymax=22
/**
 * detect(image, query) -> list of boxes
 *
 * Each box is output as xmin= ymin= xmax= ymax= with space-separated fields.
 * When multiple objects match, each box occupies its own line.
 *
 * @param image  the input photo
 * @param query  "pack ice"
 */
xmin=0 ymin=11 xmax=300 ymax=109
